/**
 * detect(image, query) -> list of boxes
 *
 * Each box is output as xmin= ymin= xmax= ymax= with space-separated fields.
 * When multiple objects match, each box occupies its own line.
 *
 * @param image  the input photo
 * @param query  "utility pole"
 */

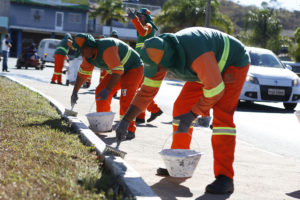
xmin=205 ymin=0 xmax=211 ymax=27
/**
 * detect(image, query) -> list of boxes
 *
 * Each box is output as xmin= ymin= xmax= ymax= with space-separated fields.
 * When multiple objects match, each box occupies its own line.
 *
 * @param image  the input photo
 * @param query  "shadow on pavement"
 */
xmin=195 ymin=193 xmax=231 ymax=200
xmin=286 ymin=190 xmax=300 ymax=199
xmin=237 ymin=101 xmax=295 ymax=114
xmin=151 ymin=177 xmax=192 ymax=200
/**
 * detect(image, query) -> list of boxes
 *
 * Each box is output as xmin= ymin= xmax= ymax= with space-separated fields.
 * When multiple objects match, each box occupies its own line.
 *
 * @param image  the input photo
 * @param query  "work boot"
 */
xmin=205 ymin=175 xmax=234 ymax=194
xmin=66 ymin=80 xmax=69 ymax=86
xmin=147 ymin=110 xmax=163 ymax=122
xmin=135 ymin=118 xmax=145 ymax=124
xmin=156 ymin=168 xmax=169 ymax=176
xmin=126 ymin=131 xmax=135 ymax=140
xmin=50 ymin=81 xmax=56 ymax=84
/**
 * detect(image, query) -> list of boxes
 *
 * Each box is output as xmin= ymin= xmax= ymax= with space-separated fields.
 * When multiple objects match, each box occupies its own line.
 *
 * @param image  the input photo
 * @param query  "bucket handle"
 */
xmin=161 ymin=132 xmax=201 ymax=152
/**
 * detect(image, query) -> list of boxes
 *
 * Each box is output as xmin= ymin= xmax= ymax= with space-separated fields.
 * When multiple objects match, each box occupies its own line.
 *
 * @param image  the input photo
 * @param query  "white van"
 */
xmin=38 ymin=38 xmax=60 ymax=63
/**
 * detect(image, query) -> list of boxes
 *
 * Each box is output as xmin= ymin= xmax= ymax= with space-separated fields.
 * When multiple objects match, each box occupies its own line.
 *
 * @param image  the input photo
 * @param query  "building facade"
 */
xmin=9 ymin=0 xmax=89 ymax=57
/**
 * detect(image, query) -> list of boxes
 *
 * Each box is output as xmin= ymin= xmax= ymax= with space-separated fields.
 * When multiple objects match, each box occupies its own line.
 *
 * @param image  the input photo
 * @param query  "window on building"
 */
xmin=31 ymin=9 xmax=44 ymax=22
xmin=55 ymin=12 xmax=64 ymax=30
xmin=68 ymin=13 xmax=82 ymax=24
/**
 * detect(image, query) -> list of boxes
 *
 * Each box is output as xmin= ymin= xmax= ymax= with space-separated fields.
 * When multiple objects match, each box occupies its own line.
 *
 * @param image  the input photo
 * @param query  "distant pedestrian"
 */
xmin=2 ymin=34 xmax=12 ymax=72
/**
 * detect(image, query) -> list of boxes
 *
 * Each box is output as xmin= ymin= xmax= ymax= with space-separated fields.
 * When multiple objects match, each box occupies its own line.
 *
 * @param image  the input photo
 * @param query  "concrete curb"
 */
xmin=2 ymin=75 xmax=160 ymax=199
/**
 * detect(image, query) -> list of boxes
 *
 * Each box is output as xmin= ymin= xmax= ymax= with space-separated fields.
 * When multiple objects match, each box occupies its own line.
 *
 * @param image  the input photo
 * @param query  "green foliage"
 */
xmin=245 ymin=8 xmax=282 ymax=48
xmin=154 ymin=0 xmax=234 ymax=34
xmin=266 ymin=36 xmax=293 ymax=55
xmin=90 ymin=0 xmax=126 ymax=33
xmin=295 ymin=27 xmax=300 ymax=44
xmin=295 ymin=44 xmax=300 ymax=62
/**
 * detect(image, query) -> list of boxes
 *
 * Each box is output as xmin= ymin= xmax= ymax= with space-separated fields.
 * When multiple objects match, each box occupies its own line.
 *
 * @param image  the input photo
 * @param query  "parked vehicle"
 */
xmin=281 ymin=61 xmax=300 ymax=77
xmin=239 ymin=47 xmax=300 ymax=110
xmin=37 ymin=38 xmax=60 ymax=64
xmin=16 ymin=43 xmax=44 ymax=70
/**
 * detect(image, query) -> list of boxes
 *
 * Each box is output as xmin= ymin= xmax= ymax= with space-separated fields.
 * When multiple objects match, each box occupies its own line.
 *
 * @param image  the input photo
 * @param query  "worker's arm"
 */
xmin=191 ymin=51 xmax=225 ymax=116
xmin=123 ymin=66 xmax=167 ymax=122
xmin=102 ymin=46 xmax=124 ymax=90
xmin=131 ymin=18 xmax=153 ymax=37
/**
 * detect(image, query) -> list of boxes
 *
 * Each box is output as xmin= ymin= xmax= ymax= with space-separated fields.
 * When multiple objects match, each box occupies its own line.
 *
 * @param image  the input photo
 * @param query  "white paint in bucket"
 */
xmin=295 ymin=110 xmax=300 ymax=123
xmin=85 ymin=112 xmax=115 ymax=133
xmin=159 ymin=149 xmax=202 ymax=178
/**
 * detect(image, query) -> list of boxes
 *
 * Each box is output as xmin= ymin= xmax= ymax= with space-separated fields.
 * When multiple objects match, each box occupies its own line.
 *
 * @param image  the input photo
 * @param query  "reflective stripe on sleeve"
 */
xmin=112 ymin=65 xmax=124 ymax=71
xmin=218 ymin=35 xmax=230 ymax=72
xmin=143 ymin=77 xmax=162 ymax=88
xmin=78 ymin=68 xmax=92 ymax=76
xmin=54 ymin=72 xmax=62 ymax=75
xmin=203 ymin=81 xmax=225 ymax=98
xmin=213 ymin=127 xmax=236 ymax=136
xmin=136 ymin=43 xmax=144 ymax=49
xmin=121 ymin=49 xmax=131 ymax=66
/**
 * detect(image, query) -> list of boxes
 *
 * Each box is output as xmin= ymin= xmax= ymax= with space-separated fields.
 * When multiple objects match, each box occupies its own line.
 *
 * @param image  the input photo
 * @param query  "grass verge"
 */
xmin=0 ymin=77 xmax=126 ymax=199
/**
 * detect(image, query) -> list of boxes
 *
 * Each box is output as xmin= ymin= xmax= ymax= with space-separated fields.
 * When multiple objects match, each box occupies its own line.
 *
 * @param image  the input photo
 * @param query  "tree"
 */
xmin=295 ymin=27 xmax=300 ymax=62
xmin=244 ymin=8 xmax=282 ymax=49
xmin=154 ymin=0 xmax=234 ymax=34
xmin=90 ymin=0 xmax=126 ymax=34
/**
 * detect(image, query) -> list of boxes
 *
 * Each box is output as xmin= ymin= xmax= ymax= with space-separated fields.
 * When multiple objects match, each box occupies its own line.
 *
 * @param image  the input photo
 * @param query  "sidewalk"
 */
xmin=2 ymin=68 xmax=300 ymax=200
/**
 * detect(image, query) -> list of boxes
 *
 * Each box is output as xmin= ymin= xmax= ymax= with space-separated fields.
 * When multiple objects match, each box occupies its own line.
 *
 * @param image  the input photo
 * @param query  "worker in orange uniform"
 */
xmin=127 ymin=7 xmax=163 ymax=123
xmin=69 ymin=33 xmax=144 ymax=139
xmin=116 ymin=27 xmax=250 ymax=194
xmin=51 ymin=33 xmax=72 ymax=84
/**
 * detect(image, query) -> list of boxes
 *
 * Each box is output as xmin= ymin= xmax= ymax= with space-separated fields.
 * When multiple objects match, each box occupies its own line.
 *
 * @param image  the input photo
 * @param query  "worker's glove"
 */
xmin=127 ymin=8 xmax=136 ymax=20
xmin=197 ymin=116 xmax=211 ymax=128
xmin=116 ymin=119 xmax=130 ymax=144
xmin=175 ymin=111 xmax=198 ymax=134
xmin=71 ymin=91 xmax=78 ymax=107
xmin=96 ymin=88 xmax=110 ymax=101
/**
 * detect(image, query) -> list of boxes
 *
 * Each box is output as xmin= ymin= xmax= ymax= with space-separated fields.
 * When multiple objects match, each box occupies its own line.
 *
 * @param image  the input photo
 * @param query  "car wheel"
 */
xmin=283 ymin=103 xmax=297 ymax=110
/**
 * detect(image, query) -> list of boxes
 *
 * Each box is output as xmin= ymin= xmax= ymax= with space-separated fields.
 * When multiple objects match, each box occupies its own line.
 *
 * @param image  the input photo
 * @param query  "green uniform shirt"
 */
xmin=158 ymin=27 xmax=250 ymax=81
xmin=55 ymin=35 xmax=70 ymax=56
xmin=86 ymin=38 xmax=142 ymax=73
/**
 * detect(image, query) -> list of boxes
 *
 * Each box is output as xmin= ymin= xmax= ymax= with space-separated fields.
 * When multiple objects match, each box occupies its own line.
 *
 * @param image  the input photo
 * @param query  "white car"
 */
xmin=37 ymin=38 xmax=60 ymax=63
xmin=239 ymin=47 xmax=300 ymax=110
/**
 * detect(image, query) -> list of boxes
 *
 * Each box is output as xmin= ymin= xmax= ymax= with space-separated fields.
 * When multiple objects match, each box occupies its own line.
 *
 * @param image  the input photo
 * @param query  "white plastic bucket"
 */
xmin=295 ymin=110 xmax=300 ymax=123
xmin=85 ymin=112 xmax=115 ymax=133
xmin=159 ymin=149 xmax=202 ymax=178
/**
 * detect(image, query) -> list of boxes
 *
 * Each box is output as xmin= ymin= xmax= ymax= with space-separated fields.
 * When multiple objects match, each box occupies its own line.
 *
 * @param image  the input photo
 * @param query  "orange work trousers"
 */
xmin=137 ymin=76 xmax=161 ymax=120
xmin=171 ymin=65 xmax=249 ymax=179
xmin=95 ymin=67 xmax=143 ymax=133
xmin=51 ymin=54 xmax=66 ymax=84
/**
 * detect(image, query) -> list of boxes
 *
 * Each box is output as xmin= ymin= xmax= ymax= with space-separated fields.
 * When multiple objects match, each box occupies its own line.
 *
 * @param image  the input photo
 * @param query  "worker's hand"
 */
xmin=116 ymin=119 xmax=130 ymax=145
xmin=96 ymin=88 xmax=111 ymax=101
xmin=127 ymin=8 xmax=136 ymax=20
xmin=174 ymin=111 xmax=198 ymax=134
xmin=71 ymin=91 xmax=78 ymax=107
xmin=197 ymin=116 xmax=211 ymax=128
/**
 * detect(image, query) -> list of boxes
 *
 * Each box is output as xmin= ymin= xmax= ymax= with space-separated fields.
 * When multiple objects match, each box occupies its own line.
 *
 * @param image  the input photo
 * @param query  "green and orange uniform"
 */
xmin=74 ymin=35 xmax=143 ymax=134
xmin=51 ymin=33 xmax=71 ymax=84
xmin=131 ymin=27 xmax=250 ymax=180
xmin=131 ymin=8 xmax=161 ymax=121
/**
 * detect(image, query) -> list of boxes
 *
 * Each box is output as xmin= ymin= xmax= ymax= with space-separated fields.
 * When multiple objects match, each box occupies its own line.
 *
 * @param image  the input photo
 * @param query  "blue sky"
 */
xmin=229 ymin=0 xmax=300 ymax=11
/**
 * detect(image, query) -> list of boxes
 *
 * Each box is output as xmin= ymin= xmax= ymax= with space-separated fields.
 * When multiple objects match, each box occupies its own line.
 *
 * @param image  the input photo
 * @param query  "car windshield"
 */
xmin=249 ymin=51 xmax=284 ymax=68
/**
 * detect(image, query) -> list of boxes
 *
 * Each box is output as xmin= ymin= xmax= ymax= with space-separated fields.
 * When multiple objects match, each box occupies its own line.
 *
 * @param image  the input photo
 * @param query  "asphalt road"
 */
xmin=2 ymin=57 xmax=300 ymax=162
